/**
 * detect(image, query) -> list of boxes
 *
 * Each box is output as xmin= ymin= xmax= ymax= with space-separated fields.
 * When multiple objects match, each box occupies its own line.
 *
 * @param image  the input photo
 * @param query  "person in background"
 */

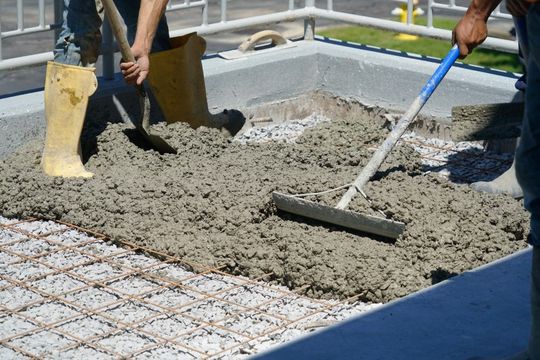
xmin=453 ymin=1 xmax=539 ymax=358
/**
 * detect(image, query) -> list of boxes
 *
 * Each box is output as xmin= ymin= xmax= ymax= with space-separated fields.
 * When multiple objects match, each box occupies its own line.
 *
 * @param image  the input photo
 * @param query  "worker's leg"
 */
xmin=514 ymin=15 xmax=528 ymax=91
xmin=114 ymin=0 xmax=171 ymax=52
xmin=516 ymin=4 xmax=540 ymax=359
xmin=518 ymin=6 xmax=540 ymax=249
xmin=42 ymin=0 xmax=100 ymax=177
xmin=54 ymin=0 xmax=103 ymax=66
xmin=470 ymin=160 xmax=523 ymax=198
xmin=531 ymin=247 xmax=540 ymax=360
xmin=470 ymin=14 xmax=528 ymax=197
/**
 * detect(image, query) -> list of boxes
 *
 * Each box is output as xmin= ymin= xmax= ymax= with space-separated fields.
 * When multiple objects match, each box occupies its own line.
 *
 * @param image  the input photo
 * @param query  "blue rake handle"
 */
xmin=336 ymin=45 xmax=460 ymax=210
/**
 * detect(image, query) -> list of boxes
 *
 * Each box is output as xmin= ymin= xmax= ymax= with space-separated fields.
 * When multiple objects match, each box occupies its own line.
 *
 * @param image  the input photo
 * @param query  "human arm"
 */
xmin=120 ymin=0 xmax=168 ymax=85
xmin=452 ymin=0 xmax=503 ymax=59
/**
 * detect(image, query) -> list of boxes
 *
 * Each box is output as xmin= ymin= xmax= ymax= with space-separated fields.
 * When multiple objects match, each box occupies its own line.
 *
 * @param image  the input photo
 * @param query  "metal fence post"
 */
xmin=17 ymin=0 xmax=24 ymax=32
xmin=202 ymin=0 xmax=208 ymax=26
xmin=221 ymin=0 xmax=227 ymax=23
xmin=427 ymin=0 xmax=434 ymax=28
xmin=407 ymin=0 xmax=413 ymax=25
xmin=304 ymin=0 xmax=316 ymax=40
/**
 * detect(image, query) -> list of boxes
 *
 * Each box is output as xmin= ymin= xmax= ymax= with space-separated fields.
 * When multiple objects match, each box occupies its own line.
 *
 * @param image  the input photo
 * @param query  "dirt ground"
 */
xmin=0 ymin=96 xmax=529 ymax=303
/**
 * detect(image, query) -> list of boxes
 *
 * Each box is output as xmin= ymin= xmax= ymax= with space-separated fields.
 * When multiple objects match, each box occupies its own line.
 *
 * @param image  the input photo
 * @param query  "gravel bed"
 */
xmin=235 ymin=114 xmax=331 ymax=144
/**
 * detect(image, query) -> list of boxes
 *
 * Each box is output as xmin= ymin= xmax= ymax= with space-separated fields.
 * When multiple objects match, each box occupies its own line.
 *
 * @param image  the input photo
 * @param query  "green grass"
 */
xmin=318 ymin=17 xmax=522 ymax=73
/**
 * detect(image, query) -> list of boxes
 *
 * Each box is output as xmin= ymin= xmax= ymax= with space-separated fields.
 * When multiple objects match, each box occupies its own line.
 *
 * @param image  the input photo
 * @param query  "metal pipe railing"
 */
xmin=407 ymin=0 xmax=413 ymax=25
xmin=314 ymin=8 xmax=517 ymax=53
xmin=17 ymin=0 xmax=24 ymax=33
xmin=304 ymin=0 xmax=316 ymax=40
xmin=39 ymin=0 xmax=45 ymax=28
xmin=429 ymin=1 xmax=512 ymax=20
xmin=172 ymin=8 xmax=311 ymax=37
xmin=427 ymin=0 xmax=434 ymax=28
xmin=166 ymin=0 xmax=206 ymax=12
xmin=202 ymin=0 xmax=209 ymax=26
xmin=0 ymin=0 xmax=519 ymax=73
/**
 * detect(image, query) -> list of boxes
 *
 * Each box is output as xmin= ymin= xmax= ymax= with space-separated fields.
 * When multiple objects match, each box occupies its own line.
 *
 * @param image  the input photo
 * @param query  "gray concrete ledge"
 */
xmin=0 ymin=37 xmax=521 ymax=159
xmin=255 ymin=247 xmax=532 ymax=360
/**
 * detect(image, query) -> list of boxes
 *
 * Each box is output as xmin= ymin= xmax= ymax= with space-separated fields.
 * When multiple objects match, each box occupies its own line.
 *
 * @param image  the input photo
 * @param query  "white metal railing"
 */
xmin=427 ymin=0 xmax=512 ymax=28
xmin=0 ymin=0 xmax=518 ymax=74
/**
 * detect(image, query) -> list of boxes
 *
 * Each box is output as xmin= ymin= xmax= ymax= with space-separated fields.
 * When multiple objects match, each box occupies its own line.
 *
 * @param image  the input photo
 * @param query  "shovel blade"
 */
xmin=137 ymin=88 xmax=177 ymax=154
xmin=272 ymin=192 xmax=405 ymax=239
xmin=146 ymin=132 xmax=178 ymax=154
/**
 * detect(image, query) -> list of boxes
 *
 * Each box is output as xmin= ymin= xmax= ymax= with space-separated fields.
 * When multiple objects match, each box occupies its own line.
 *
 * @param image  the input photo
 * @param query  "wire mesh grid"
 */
xmin=0 ymin=218 xmax=367 ymax=359
xmin=399 ymin=133 xmax=514 ymax=183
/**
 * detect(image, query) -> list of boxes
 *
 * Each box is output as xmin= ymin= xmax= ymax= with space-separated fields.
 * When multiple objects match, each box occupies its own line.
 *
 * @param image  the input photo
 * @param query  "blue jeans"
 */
xmin=517 ymin=5 xmax=540 ymax=248
xmin=54 ymin=0 xmax=170 ymax=66
xmin=531 ymin=247 xmax=540 ymax=360
xmin=516 ymin=5 xmax=540 ymax=359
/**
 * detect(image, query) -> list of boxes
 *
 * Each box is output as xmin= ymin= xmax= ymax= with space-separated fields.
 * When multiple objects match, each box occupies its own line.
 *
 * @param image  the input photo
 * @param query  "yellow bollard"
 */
xmin=391 ymin=1 xmax=424 ymax=41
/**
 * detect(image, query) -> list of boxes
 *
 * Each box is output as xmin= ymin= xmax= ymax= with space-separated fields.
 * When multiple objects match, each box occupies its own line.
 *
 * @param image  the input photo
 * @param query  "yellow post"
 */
xmin=392 ymin=1 xmax=423 ymax=41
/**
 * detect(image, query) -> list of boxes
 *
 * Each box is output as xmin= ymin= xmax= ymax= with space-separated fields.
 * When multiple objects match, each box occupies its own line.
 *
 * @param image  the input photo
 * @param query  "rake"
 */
xmin=273 ymin=46 xmax=460 ymax=239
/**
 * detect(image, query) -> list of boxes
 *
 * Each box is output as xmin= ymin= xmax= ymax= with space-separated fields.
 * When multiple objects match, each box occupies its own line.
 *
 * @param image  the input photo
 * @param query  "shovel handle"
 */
xmin=336 ymin=45 xmax=460 ymax=210
xmin=102 ymin=0 xmax=136 ymax=63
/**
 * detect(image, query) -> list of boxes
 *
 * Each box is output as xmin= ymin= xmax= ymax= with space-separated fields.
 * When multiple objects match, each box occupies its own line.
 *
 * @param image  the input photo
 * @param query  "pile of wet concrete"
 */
xmin=0 ymin=101 xmax=529 ymax=303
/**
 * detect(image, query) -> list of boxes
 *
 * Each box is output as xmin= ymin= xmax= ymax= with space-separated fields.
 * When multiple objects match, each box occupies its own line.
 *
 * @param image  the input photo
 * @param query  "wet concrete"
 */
xmin=0 ymin=95 xmax=529 ymax=303
xmin=451 ymin=102 xmax=524 ymax=141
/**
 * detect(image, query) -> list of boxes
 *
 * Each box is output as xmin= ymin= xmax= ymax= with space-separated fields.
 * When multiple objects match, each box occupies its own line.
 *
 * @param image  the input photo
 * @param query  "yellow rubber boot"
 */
xmin=147 ymin=33 xmax=245 ymax=136
xmin=41 ymin=62 xmax=97 ymax=178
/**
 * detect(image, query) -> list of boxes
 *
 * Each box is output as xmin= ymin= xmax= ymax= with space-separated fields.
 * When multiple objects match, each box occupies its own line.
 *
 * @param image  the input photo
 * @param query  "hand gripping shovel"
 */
xmin=273 ymin=46 xmax=460 ymax=239
xmin=102 ymin=0 xmax=177 ymax=154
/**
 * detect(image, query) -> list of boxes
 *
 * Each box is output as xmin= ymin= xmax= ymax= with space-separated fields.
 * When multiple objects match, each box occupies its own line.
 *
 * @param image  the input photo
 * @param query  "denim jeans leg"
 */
xmin=517 ymin=5 xmax=540 ymax=247
xmin=530 ymin=247 xmax=540 ymax=360
xmin=54 ymin=0 xmax=103 ymax=67
xmin=516 ymin=5 xmax=540 ymax=359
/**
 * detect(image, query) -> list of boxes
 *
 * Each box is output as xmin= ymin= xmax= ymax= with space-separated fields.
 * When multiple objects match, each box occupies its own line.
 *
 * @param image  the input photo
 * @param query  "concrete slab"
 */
xmin=254 ymin=247 xmax=533 ymax=360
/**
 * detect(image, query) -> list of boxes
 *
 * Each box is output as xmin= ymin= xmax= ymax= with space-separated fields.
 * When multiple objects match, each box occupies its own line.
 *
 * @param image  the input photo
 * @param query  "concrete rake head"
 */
xmin=272 ymin=46 xmax=461 ymax=240
xmin=272 ymin=192 xmax=405 ymax=239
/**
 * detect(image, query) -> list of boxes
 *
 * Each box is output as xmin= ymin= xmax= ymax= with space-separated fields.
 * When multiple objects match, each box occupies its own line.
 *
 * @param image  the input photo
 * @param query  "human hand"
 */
xmin=452 ymin=14 xmax=489 ymax=59
xmin=119 ymin=47 xmax=150 ymax=86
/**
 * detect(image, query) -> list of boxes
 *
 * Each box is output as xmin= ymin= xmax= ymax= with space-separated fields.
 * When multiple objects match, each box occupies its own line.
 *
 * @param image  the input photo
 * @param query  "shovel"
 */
xmin=102 ymin=0 xmax=177 ymax=154
xmin=273 ymin=46 xmax=460 ymax=239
